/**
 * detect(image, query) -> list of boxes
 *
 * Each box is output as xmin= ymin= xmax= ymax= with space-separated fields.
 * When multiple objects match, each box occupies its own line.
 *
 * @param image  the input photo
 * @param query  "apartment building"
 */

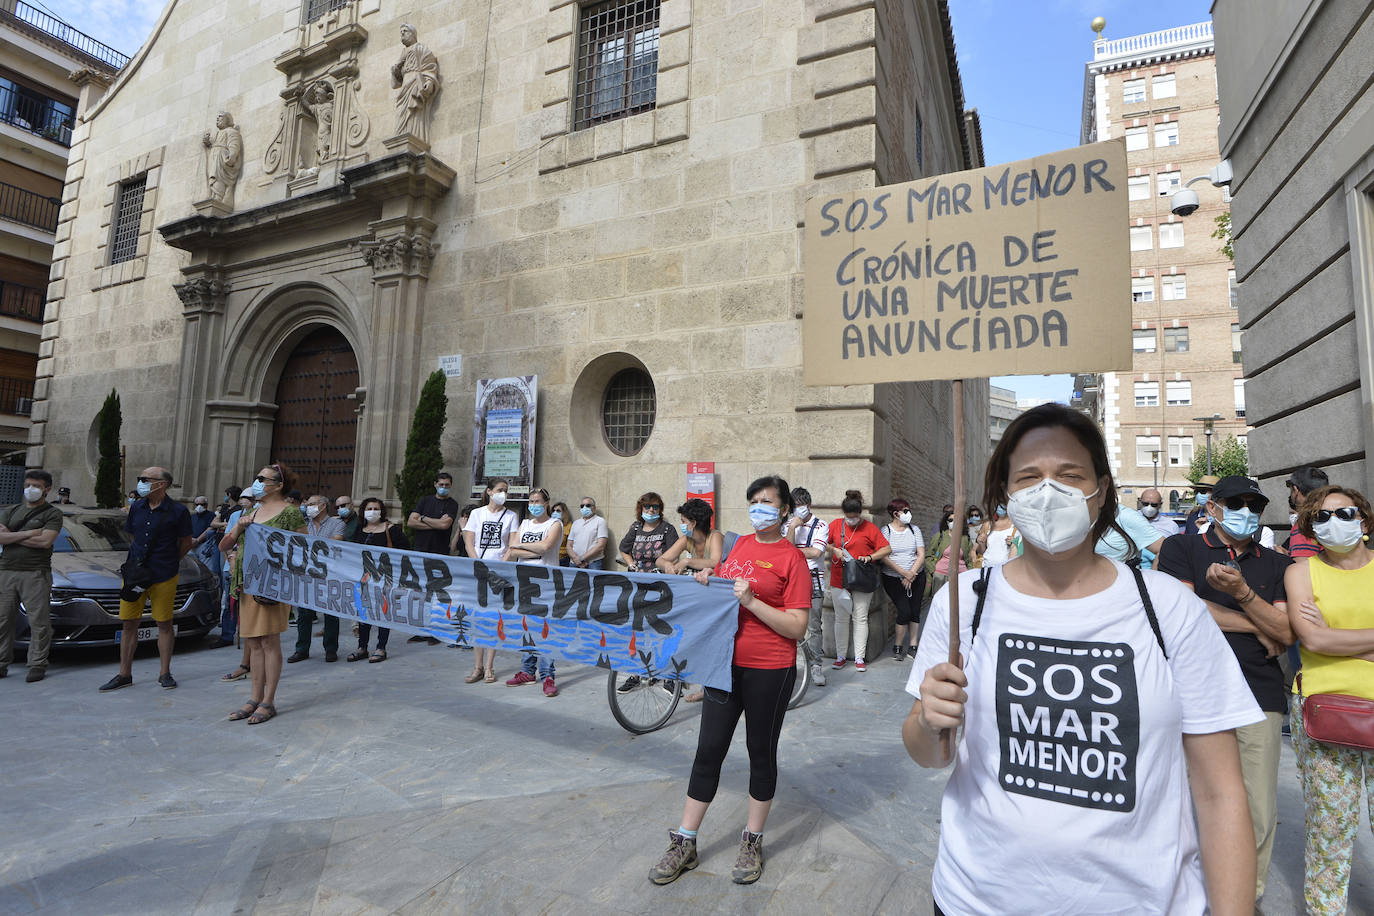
xmin=1080 ymin=20 xmax=1242 ymax=506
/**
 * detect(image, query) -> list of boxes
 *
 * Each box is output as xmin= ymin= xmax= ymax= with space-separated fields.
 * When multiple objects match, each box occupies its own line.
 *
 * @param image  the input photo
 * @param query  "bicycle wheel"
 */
xmin=788 ymin=642 xmax=810 ymax=709
xmin=608 ymin=670 xmax=682 ymax=734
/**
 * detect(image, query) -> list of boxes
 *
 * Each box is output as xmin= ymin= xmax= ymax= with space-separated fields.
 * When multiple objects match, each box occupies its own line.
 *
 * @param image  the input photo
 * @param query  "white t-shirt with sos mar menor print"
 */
xmin=462 ymin=506 xmax=517 ymax=561
xmin=907 ymin=562 xmax=1261 ymax=916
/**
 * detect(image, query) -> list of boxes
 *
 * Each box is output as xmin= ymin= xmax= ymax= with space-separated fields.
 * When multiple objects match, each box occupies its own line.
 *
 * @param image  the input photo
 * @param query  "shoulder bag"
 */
xmin=840 ymin=525 xmax=878 ymax=593
xmin=1299 ymin=675 xmax=1374 ymax=751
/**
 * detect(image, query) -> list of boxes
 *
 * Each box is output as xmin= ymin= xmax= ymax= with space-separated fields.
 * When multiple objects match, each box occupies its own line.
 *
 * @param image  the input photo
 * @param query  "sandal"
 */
xmin=368 ymin=650 xmax=387 ymax=663
xmin=221 ymin=665 xmax=250 ymax=681
xmin=484 ymin=668 xmax=496 ymax=683
xmin=228 ymin=701 xmax=259 ymax=721
xmin=347 ymin=649 xmax=368 ymax=662
xmin=464 ymin=667 xmax=484 ymax=684
xmin=246 ymin=702 xmax=277 ymax=725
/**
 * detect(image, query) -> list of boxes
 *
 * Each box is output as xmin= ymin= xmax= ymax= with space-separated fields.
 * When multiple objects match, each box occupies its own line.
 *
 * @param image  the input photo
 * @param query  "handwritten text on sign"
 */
xmin=239 ymin=525 xmax=742 ymax=690
xmin=802 ymin=140 xmax=1132 ymax=384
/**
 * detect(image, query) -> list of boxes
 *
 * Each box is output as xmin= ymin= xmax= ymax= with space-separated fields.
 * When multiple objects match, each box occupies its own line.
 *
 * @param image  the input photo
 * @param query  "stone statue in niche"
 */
xmin=201 ymin=111 xmax=243 ymax=208
xmin=390 ymin=23 xmax=440 ymax=145
xmin=306 ymin=80 xmax=336 ymax=165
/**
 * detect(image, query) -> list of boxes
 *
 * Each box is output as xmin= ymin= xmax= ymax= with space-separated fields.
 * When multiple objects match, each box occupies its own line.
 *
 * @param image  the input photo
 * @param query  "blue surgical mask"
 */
xmin=642 ymin=512 xmax=660 ymax=523
xmin=749 ymin=504 xmax=781 ymax=530
xmin=250 ymin=479 xmax=266 ymax=499
xmin=1196 ymin=493 xmax=1209 ymax=507
xmin=337 ymin=507 xmax=351 ymax=518
xmin=436 ymin=486 xmax=450 ymax=497
xmin=580 ymin=506 xmax=593 ymax=518
xmin=996 ymin=505 xmax=1007 ymax=518
xmin=1219 ymin=507 xmax=1260 ymax=539
xmin=681 ymin=522 xmax=691 ymax=536
xmin=529 ymin=503 xmax=545 ymax=517
xmin=136 ymin=480 xmax=152 ymax=498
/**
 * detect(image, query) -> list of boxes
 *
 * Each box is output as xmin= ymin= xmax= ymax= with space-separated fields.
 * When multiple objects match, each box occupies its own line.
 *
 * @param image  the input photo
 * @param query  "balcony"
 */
xmin=0 ymin=81 xmax=73 ymax=146
xmin=0 ymin=280 xmax=44 ymax=322
xmin=0 ymin=181 xmax=59 ymax=233
xmin=0 ymin=375 xmax=34 ymax=416
xmin=0 ymin=0 xmax=129 ymax=72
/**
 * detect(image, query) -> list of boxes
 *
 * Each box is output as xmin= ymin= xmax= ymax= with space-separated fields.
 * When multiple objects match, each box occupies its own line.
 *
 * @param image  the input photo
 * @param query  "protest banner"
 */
xmin=240 ymin=524 xmax=741 ymax=690
xmin=802 ymin=139 xmax=1131 ymax=385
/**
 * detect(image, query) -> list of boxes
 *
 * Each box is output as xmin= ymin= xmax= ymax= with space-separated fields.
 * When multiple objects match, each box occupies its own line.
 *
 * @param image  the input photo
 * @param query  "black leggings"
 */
xmin=688 ymin=664 xmax=796 ymax=803
xmin=882 ymin=572 xmax=925 ymax=627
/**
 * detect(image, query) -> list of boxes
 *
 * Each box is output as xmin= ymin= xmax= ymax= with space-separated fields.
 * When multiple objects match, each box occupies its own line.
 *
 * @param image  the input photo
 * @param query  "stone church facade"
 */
xmin=35 ymin=0 xmax=987 ymax=532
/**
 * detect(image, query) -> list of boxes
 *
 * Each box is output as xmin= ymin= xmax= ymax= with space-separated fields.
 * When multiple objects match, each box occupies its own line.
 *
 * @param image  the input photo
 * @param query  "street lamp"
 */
xmin=1150 ymin=449 xmax=1160 ymax=488
xmin=1193 ymin=414 xmax=1222 ymax=476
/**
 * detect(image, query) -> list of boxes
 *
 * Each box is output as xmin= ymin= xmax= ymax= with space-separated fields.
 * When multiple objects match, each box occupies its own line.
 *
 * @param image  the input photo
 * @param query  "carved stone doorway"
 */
xmin=269 ymin=326 xmax=360 ymax=498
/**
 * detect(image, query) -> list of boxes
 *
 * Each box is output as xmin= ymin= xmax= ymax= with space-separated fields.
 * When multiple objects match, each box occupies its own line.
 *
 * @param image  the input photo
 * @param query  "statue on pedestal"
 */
xmin=391 ymin=23 xmax=440 ymax=145
xmin=201 ymin=111 xmax=243 ymax=209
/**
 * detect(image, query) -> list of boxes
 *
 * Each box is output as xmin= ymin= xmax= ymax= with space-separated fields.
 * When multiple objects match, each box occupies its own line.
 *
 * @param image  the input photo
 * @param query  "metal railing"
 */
xmin=303 ymin=0 xmax=351 ymax=23
xmin=0 ymin=375 xmax=35 ymax=416
xmin=1094 ymin=21 xmax=1212 ymax=61
xmin=0 ymin=0 xmax=129 ymax=70
xmin=0 ymin=181 xmax=59 ymax=233
xmin=0 ymin=83 xmax=72 ymax=146
xmin=0 ymin=280 xmax=43 ymax=322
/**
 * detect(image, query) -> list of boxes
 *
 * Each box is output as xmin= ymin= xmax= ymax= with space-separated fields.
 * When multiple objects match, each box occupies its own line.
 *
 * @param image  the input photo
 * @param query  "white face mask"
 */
xmin=1006 ymin=479 xmax=1100 ymax=555
xmin=491 ymin=491 xmax=507 ymax=507
xmin=1289 ymin=512 xmax=1299 ymax=528
xmin=794 ymin=505 xmax=810 ymax=520
xmin=23 ymin=486 xmax=43 ymax=503
xmin=898 ymin=510 xmax=912 ymax=524
xmin=305 ymin=504 xmax=321 ymax=519
xmin=364 ymin=509 xmax=382 ymax=523
xmin=1140 ymin=505 xmax=1159 ymax=519
xmin=1313 ymin=516 xmax=1365 ymax=553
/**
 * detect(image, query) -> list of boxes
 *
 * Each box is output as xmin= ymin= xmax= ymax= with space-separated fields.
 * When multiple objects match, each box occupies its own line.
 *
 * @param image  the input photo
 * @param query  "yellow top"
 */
xmin=1297 ymin=555 xmax=1374 ymax=699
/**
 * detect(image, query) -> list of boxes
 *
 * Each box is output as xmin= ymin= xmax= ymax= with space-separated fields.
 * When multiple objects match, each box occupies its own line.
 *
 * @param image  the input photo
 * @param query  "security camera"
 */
xmin=1170 ymin=188 xmax=1200 ymax=217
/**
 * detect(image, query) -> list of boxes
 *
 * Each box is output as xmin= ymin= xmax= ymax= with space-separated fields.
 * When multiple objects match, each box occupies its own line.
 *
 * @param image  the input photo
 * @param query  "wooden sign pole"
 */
xmin=942 ymin=378 xmax=966 ymax=756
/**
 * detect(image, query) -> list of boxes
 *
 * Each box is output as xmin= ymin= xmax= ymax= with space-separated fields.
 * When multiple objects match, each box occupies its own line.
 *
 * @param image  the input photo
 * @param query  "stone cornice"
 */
xmin=173 ymin=276 xmax=228 ymax=313
xmin=359 ymin=233 xmax=436 ymax=278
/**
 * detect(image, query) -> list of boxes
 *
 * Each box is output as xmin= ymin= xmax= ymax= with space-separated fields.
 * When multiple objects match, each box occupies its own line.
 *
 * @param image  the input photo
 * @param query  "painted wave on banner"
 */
xmin=240 ymin=524 xmax=741 ymax=690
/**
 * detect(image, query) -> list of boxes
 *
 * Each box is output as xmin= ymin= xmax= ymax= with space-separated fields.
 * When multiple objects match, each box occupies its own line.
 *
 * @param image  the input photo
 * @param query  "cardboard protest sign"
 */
xmin=241 ymin=524 xmax=741 ymax=690
xmin=802 ymin=140 xmax=1131 ymax=384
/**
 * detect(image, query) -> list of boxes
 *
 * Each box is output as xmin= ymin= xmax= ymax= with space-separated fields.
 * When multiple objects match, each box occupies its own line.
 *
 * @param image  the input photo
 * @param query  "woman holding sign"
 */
xmin=219 ymin=462 xmax=307 ymax=725
xmin=347 ymin=497 xmax=410 ymax=664
xmin=648 ymin=475 xmax=810 ymax=888
xmin=902 ymin=405 xmax=1261 ymax=915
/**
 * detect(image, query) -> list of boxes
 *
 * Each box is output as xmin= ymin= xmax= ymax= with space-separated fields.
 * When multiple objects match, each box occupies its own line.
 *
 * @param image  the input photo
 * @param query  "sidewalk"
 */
xmin=1 ymin=636 xmax=1369 ymax=914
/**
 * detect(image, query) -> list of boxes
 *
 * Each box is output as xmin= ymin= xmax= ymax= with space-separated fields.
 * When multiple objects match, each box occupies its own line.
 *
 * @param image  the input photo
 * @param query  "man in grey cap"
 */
xmin=1283 ymin=466 xmax=1328 ymax=558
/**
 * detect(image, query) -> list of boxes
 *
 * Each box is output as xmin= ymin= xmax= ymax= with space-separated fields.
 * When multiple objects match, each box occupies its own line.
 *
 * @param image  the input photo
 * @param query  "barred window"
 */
xmin=601 ymin=367 xmax=655 ymax=456
xmin=109 ymin=175 xmax=146 ymax=265
xmin=303 ymin=0 xmax=350 ymax=23
xmin=574 ymin=0 xmax=660 ymax=131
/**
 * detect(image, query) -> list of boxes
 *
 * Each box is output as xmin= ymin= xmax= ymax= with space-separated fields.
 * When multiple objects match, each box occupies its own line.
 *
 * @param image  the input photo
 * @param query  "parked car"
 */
xmin=13 ymin=509 xmax=220 ymax=650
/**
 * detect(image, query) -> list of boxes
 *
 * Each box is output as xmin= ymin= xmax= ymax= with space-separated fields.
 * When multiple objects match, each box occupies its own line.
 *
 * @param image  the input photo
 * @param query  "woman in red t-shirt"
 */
xmin=648 ymin=475 xmax=811 ymax=889
xmin=827 ymin=489 xmax=891 ymax=672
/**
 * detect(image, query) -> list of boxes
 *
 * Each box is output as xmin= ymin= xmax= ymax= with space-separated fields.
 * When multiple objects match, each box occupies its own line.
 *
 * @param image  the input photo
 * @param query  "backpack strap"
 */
xmin=1131 ymin=565 xmax=1168 ymax=658
xmin=969 ymin=566 xmax=993 ymax=642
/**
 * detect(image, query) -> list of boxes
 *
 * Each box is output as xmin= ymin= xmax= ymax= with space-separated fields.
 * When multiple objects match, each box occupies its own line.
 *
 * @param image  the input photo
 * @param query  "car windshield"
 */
xmin=54 ymin=515 xmax=132 ymax=552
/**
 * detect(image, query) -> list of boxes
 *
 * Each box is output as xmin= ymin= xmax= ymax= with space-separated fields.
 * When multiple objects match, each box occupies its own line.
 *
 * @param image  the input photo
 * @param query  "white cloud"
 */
xmin=25 ymin=0 xmax=164 ymax=62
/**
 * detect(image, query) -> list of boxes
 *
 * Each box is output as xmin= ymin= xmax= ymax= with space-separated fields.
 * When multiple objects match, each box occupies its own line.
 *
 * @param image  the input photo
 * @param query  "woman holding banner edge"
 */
xmin=648 ymin=475 xmax=810 ymax=888
xmin=902 ymin=405 xmax=1261 ymax=915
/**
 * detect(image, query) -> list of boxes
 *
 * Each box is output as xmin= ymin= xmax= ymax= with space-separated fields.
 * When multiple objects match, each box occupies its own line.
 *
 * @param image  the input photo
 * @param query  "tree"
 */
xmin=1186 ymin=434 xmax=1248 ymax=483
xmin=394 ymin=370 xmax=448 ymax=523
xmin=1212 ymin=212 xmax=1233 ymax=262
xmin=94 ymin=389 xmax=123 ymax=508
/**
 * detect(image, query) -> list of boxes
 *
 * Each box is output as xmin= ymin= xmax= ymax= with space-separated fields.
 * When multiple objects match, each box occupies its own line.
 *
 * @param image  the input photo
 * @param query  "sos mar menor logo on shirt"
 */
xmin=994 ymin=633 xmax=1140 ymax=812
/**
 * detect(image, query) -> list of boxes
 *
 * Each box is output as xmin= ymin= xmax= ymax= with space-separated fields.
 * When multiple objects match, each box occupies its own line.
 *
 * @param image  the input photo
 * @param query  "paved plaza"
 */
xmin=2 ymin=634 xmax=1371 ymax=915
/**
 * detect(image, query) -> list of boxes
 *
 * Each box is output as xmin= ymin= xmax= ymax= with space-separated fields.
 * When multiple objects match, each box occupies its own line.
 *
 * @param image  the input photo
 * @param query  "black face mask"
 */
xmin=1288 ymin=492 xmax=1298 ymax=511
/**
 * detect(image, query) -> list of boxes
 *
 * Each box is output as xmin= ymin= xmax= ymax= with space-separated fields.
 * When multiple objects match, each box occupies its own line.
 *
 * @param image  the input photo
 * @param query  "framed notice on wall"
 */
xmin=471 ymin=375 xmax=538 ymax=498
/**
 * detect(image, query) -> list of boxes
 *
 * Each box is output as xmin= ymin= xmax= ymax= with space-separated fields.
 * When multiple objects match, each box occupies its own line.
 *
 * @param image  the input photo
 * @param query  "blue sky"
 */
xmin=37 ymin=0 xmax=1211 ymax=405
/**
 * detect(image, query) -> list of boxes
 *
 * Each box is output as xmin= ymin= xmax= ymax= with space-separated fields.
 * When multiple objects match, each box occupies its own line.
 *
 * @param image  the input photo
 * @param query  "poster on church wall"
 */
xmin=471 ymin=375 xmax=537 ymax=498
xmin=802 ymin=139 xmax=1132 ymax=384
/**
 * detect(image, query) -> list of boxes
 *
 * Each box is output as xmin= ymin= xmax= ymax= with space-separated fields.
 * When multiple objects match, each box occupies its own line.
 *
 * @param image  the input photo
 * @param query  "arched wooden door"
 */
xmin=269 ymin=326 xmax=359 ymax=498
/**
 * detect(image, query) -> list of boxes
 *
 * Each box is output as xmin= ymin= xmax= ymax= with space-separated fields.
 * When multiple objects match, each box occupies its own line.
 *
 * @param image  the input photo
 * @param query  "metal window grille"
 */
xmin=109 ymin=176 xmax=146 ymax=265
xmin=574 ymin=0 xmax=660 ymax=131
xmin=303 ymin=0 xmax=351 ymax=23
xmin=601 ymin=368 xmax=655 ymax=456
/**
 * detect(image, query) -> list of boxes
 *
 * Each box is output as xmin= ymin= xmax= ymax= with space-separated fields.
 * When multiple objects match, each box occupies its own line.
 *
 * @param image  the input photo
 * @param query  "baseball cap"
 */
xmin=1210 ymin=475 xmax=1268 ymax=507
xmin=1284 ymin=466 xmax=1328 ymax=494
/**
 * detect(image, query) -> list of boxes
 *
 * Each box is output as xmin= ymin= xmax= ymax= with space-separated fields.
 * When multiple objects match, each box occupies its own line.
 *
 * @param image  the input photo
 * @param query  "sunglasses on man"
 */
xmin=1139 ymin=500 xmax=1161 ymax=508
xmin=1219 ymin=495 xmax=1265 ymax=511
xmin=1314 ymin=507 xmax=1361 ymax=523
xmin=580 ymin=503 xmax=594 ymax=509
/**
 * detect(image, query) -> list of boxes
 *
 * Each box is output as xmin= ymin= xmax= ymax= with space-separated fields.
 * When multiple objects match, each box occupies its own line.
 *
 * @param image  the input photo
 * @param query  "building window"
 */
xmin=1136 ymin=435 xmax=1161 ymax=467
xmin=1152 ymin=73 xmax=1177 ymax=99
xmin=1122 ymin=78 xmax=1146 ymax=106
xmin=574 ymin=0 xmax=661 ymax=131
xmin=1159 ymin=222 xmax=1184 ymax=248
xmin=1131 ymin=277 xmax=1154 ymax=302
xmin=1232 ymin=323 xmax=1242 ymax=364
xmin=1168 ymin=435 xmax=1194 ymax=466
xmin=1228 ymin=269 xmax=1238 ymax=308
xmin=1133 ymin=329 xmax=1157 ymax=353
xmin=1161 ymin=274 xmax=1186 ymax=300
xmin=602 ymin=367 xmax=656 ymax=455
xmin=1125 ymin=126 xmax=1148 ymax=151
xmin=1163 ymin=326 xmax=1189 ymax=352
xmin=109 ymin=176 xmax=147 ymax=265
xmin=302 ymin=0 xmax=350 ymax=23
xmin=1134 ymin=381 xmax=1159 ymax=407
xmin=1234 ymin=378 xmax=1246 ymax=418
xmin=1128 ymin=175 xmax=1150 ymax=201
xmin=1130 ymin=226 xmax=1152 ymax=251
xmin=1156 ymin=171 xmax=1181 ymax=196
xmin=1166 ymin=380 xmax=1192 ymax=406
xmin=1154 ymin=121 xmax=1179 ymax=147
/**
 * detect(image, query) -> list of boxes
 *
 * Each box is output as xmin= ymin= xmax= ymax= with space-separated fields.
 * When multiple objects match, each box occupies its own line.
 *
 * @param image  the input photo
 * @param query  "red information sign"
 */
xmin=686 ymin=462 xmax=715 ymax=510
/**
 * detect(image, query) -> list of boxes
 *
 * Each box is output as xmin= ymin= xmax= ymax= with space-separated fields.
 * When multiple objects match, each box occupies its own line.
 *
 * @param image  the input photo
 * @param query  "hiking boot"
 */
xmin=648 ymin=830 xmax=698 ymax=885
xmin=506 ymin=671 xmax=537 ymax=687
xmin=731 ymin=829 xmax=764 ymax=884
xmin=809 ymin=663 xmax=826 ymax=687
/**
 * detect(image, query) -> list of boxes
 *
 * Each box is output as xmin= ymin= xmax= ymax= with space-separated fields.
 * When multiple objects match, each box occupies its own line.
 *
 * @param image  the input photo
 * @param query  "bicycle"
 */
xmin=789 ymin=640 xmax=817 ymax=709
xmin=605 ymin=555 xmax=685 ymax=734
